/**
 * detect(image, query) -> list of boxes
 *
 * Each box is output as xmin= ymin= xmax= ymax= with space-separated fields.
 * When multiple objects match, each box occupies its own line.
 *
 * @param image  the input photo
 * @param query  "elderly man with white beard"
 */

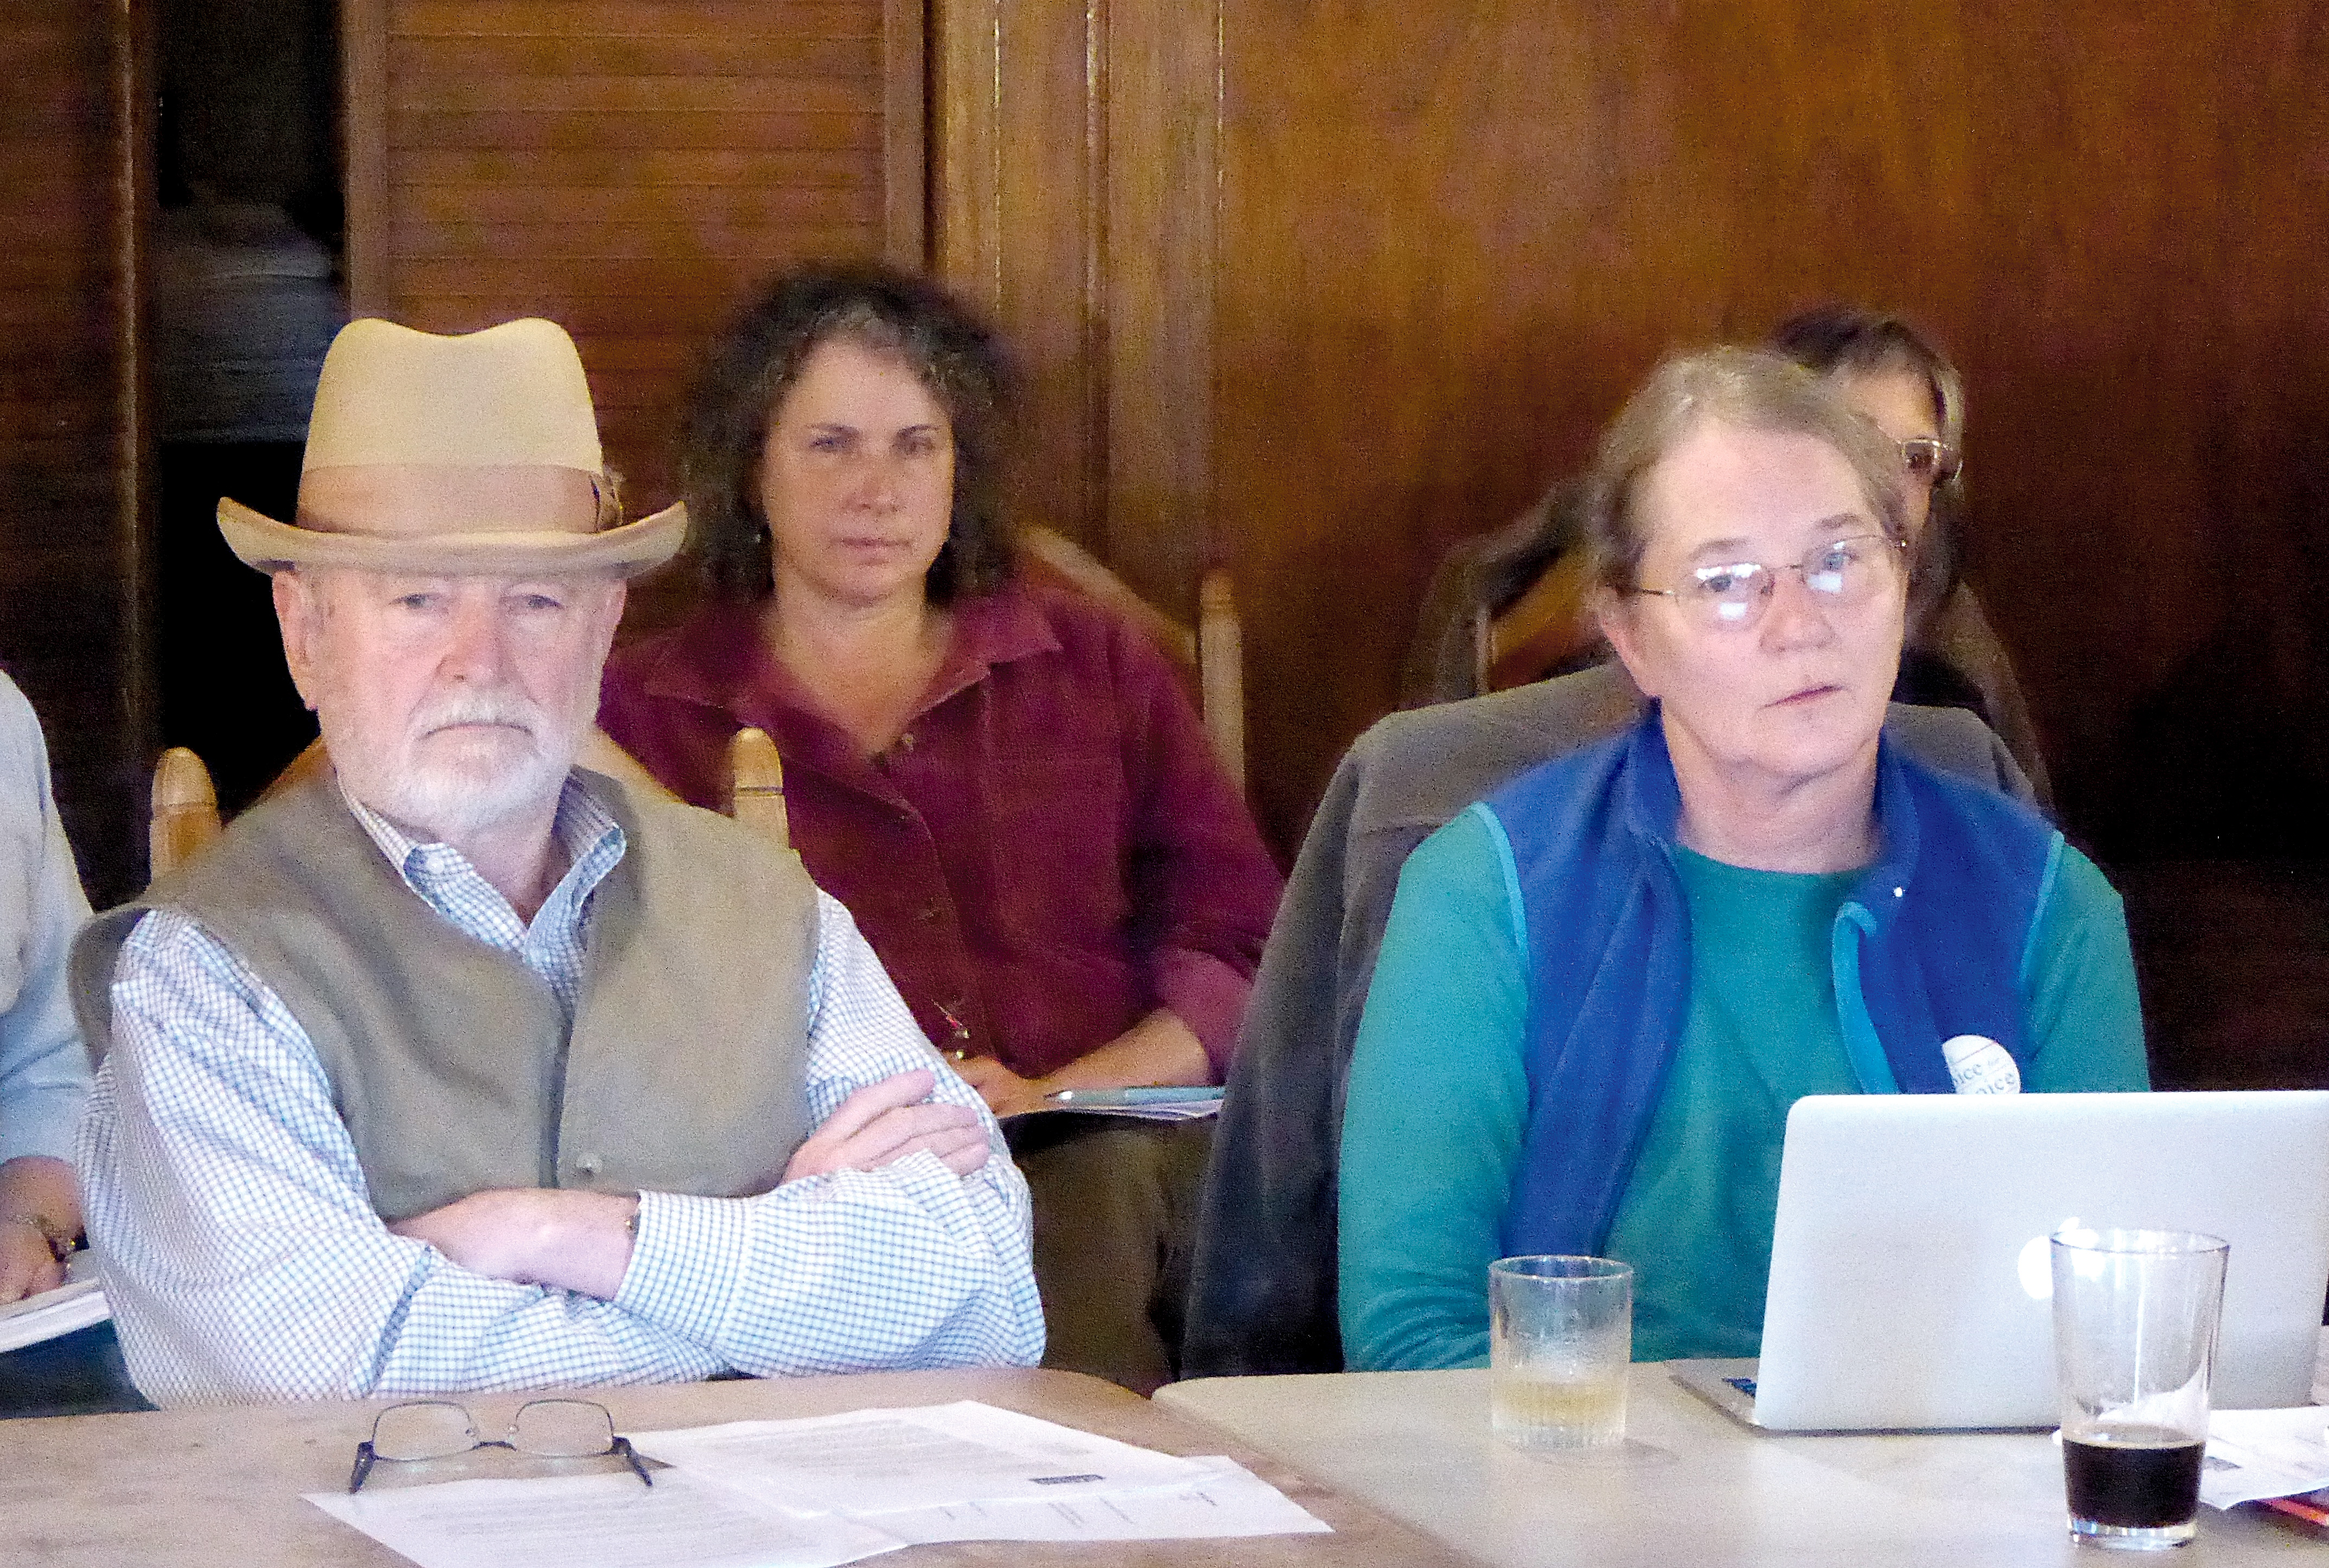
xmin=72 ymin=318 xmax=1042 ymax=1405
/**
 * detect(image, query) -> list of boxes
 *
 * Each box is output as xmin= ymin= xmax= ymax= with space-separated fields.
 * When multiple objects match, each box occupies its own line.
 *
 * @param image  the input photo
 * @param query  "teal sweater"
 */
xmin=1338 ymin=810 xmax=2149 ymax=1369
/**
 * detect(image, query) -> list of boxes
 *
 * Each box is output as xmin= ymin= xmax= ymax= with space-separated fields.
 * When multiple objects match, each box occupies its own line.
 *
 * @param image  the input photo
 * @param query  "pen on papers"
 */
xmin=1042 ymin=1086 xmax=1227 ymax=1108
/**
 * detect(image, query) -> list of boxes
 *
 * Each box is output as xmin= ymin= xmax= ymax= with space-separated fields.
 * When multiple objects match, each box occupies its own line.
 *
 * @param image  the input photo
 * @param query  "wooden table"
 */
xmin=0 ymin=1367 xmax=1468 ymax=1566
xmin=1157 ymin=1366 xmax=2329 ymax=1566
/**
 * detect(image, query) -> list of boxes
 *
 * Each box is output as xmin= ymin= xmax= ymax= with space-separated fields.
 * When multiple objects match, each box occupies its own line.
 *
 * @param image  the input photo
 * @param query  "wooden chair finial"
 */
xmin=727 ymin=727 xmax=789 ymax=849
xmin=1197 ymin=567 xmax=1245 ymax=789
xmin=149 ymin=746 xmax=223 ymax=881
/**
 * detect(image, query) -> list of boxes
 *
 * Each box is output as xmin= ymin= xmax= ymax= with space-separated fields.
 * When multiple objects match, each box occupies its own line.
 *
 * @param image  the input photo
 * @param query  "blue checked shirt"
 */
xmin=76 ymin=776 xmax=1043 ymax=1406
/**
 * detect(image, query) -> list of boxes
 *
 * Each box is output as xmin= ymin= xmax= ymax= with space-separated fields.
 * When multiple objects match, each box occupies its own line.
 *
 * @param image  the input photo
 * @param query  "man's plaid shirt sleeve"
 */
xmin=616 ymin=892 xmax=1041 ymax=1375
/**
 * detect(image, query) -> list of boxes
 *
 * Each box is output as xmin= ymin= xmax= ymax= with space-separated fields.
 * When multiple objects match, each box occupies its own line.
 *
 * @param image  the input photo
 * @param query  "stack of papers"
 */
xmin=0 ymin=1255 xmax=110 ymax=1354
xmin=2201 ymin=1407 xmax=2329 ymax=1509
xmin=309 ymin=1399 xmax=1330 ymax=1568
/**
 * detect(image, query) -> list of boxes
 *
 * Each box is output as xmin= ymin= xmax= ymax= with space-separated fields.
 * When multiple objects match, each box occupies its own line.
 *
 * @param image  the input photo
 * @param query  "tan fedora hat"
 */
xmin=217 ymin=316 xmax=686 ymax=577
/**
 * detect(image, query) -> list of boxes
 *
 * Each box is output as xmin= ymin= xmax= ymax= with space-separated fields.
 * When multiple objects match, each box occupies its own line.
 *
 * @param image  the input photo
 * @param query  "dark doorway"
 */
xmin=153 ymin=0 xmax=343 ymax=814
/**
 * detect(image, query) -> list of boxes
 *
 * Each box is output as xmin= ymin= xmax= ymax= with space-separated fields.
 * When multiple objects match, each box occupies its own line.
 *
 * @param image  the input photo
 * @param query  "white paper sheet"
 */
xmin=305 ymin=1469 xmax=904 ymax=1568
xmin=868 ymin=1456 xmax=1332 ymax=1542
xmin=311 ymin=1404 xmax=1333 ymax=1561
xmin=630 ymin=1399 xmax=1207 ymax=1513
xmin=2200 ymin=1407 xmax=2329 ymax=1508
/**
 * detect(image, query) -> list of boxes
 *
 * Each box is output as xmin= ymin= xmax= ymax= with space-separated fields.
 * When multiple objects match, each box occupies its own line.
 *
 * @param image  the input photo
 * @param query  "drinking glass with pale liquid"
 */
xmin=1489 ymin=1256 xmax=1633 ymax=1450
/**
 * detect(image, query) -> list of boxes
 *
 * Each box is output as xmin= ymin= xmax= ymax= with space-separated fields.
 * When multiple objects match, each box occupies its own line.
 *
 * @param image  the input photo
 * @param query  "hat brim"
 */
xmin=217 ymin=496 xmax=687 ymax=579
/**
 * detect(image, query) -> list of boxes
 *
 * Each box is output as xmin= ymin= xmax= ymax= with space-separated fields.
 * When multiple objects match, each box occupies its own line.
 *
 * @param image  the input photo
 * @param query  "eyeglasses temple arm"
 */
xmin=348 ymin=1441 xmax=377 ymax=1494
xmin=611 ymin=1434 xmax=653 ymax=1487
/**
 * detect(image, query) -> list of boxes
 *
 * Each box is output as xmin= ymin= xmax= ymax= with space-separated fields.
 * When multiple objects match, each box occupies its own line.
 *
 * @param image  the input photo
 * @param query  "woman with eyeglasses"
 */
xmin=1399 ymin=305 xmax=2048 ymax=801
xmin=1337 ymin=348 xmax=2146 ymax=1371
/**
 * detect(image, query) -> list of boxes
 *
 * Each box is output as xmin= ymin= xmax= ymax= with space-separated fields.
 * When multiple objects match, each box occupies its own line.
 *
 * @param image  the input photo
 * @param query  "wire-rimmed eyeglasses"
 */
xmin=1899 ymin=436 xmax=1961 ymax=486
xmin=1631 ymin=533 xmax=1907 ymax=634
xmin=348 ymin=1398 xmax=653 ymax=1494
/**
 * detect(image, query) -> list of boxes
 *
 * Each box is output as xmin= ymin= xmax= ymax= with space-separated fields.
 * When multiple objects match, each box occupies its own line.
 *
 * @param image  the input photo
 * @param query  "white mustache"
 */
xmin=412 ymin=690 xmax=546 ymax=742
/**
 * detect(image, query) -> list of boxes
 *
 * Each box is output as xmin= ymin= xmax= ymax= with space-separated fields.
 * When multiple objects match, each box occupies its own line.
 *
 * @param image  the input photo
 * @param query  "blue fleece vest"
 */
xmin=1481 ymin=712 xmax=2064 ymax=1259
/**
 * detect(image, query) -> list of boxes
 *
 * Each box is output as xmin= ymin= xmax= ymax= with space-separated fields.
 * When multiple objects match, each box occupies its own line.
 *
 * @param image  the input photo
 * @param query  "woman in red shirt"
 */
xmin=599 ymin=263 xmax=1283 ymax=1392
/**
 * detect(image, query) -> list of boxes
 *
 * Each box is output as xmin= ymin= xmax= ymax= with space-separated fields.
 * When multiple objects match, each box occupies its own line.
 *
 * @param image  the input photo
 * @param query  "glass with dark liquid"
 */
xmin=2050 ymin=1229 xmax=2228 ymax=1550
xmin=2065 ymin=1427 xmax=2208 ymax=1531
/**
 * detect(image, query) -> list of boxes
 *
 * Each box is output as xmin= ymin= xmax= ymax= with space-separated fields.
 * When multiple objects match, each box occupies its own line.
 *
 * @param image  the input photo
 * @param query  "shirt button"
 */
xmin=897 ymin=731 xmax=917 ymax=752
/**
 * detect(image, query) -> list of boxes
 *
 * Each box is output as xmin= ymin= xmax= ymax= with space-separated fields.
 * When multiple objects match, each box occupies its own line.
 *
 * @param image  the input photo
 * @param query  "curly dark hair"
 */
xmin=679 ymin=261 xmax=1017 ymax=604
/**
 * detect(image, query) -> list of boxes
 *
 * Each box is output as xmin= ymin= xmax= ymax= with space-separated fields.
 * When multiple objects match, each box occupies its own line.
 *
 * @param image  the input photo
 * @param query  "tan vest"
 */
xmin=73 ymin=769 xmax=818 ymax=1221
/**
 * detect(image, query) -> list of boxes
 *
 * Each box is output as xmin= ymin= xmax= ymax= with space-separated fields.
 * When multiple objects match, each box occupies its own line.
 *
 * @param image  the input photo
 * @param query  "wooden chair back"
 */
xmin=1018 ymin=526 xmax=1245 ymax=790
xmin=1475 ymin=550 xmax=1599 ymax=694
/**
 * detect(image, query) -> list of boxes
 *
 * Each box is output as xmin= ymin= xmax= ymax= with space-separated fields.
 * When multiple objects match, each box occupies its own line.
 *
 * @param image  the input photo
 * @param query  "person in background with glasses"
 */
xmin=71 ymin=317 xmax=1042 ymax=1407
xmin=1762 ymin=303 xmax=2047 ymax=803
xmin=1338 ymin=348 xmax=2146 ymax=1372
xmin=1398 ymin=305 xmax=2048 ymax=804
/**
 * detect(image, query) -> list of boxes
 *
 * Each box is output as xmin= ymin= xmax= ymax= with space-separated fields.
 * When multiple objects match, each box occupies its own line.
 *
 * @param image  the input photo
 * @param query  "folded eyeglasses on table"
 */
xmin=348 ymin=1398 xmax=652 ymax=1493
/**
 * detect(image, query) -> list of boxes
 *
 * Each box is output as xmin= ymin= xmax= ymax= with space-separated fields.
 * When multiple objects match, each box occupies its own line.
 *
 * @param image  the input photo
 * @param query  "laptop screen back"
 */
xmin=1748 ymin=1091 xmax=2329 ymax=1432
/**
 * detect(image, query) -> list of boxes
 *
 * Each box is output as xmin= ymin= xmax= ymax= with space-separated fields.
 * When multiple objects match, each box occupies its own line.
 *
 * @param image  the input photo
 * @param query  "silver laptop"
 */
xmin=1670 ymin=1091 xmax=2329 ymax=1432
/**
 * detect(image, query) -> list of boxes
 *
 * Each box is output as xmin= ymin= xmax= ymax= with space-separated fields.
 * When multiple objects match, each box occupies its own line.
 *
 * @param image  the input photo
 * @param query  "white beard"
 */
xmin=331 ymin=687 xmax=583 ymax=844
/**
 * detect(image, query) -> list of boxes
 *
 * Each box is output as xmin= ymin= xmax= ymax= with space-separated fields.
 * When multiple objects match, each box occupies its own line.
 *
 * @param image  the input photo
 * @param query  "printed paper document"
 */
xmin=307 ymin=1400 xmax=1332 ymax=1567
xmin=628 ymin=1399 xmax=1208 ymax=1513
xmin=2201 ymin=1407 xmax=2329 ymax=1508
xmin=306 ymin=1470 xmax=900 ymax=1568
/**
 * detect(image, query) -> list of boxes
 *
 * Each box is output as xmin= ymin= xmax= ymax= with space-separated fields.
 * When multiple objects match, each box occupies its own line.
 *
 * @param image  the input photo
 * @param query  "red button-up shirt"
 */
xmin=599 ymin=578 xmax=1283 ymax=1081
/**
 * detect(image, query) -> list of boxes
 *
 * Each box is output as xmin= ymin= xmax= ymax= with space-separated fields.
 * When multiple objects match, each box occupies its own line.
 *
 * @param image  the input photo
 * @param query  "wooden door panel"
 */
xmin=353 ymin=0 xmax=923 ymax=511
xmin=0 ymin=2 xmax=149 ymax=900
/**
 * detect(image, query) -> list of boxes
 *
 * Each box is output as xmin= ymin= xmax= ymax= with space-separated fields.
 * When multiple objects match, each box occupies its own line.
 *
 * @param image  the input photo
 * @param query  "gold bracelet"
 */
xmin=1 ymin=1213 xmax=73 ymax=1265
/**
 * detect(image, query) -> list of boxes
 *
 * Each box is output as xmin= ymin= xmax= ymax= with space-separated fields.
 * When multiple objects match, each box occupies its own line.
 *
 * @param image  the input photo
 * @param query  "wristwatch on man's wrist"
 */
xmin=2 ymin=1212 xmax=74 ymax=1265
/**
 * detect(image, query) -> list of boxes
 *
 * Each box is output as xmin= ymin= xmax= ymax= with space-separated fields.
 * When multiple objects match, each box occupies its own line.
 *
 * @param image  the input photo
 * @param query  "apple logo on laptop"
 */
xmin=2020 ymin=1219 xmax=2097 ymax=1300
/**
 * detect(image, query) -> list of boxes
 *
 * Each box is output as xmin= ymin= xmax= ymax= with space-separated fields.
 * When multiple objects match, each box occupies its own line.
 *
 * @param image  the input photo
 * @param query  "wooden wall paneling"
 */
xmin=0 ymin=4 xmax=151 ymax=900
xmin=1098 ymin=0 xmax=1219 ymax=617
xmin=932 ymin=0 xmax=1223 ymax=623
xmin=1947 ymin=2 xmax=2231 ymax=849
xmin=116 ymin=0 xmax=159 ymax=876
xmin=932 ymin=0 xmax=1106 ymax=555
xmin=2220 ymin=3 xmax=2329 ymax=824
xmin=931 ymin=0 xmax=1002 ymax=302
xmin=881 ymin=0 xmax=926 ymax=266
xmin=343 ymin=0 xmax=389 ymax=313
xmin=347 ymin=0 xmax=922 ymax=515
